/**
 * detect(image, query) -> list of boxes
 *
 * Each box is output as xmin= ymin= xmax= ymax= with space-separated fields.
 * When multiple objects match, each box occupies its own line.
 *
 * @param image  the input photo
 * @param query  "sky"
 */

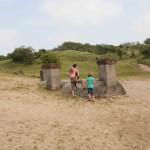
xmin=0 ymin=0 xmax=150 ymax=56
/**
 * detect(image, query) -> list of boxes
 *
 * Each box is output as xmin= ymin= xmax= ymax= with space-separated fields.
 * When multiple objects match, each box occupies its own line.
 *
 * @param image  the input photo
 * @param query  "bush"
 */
xmin=11 ymin=46 xmax=34 ymax=64
xmin=144 ymin=38 xmax=150 ymax=45
xmin=141 ymin=48 xmax=150 ymax=58
xmin=40 ymin=52 xmax=61 ymax=68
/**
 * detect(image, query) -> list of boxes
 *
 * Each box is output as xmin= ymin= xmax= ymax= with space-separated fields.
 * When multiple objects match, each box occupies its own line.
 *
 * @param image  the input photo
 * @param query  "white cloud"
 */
xmin=40 ymin=0 xmax=123 ymax=25
xmin=44 ymin=32 xmax=81 ymax=47
xmin=131 ymin=12 xmax=150 ymax=36
xmin=0 ymin=29 xmax=19 ymax=55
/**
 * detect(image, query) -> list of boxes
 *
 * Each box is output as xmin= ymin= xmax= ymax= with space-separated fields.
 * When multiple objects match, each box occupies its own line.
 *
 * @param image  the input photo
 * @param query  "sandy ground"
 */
xmin=0 ymin=72 xmax=150 ymax=150
xmin=139 ymin=64 xmax=150 ymax=72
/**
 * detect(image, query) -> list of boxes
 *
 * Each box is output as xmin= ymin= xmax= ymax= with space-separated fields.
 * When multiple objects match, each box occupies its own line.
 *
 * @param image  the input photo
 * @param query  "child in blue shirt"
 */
xmin=86 ymin=72 xmax=95 ymax=102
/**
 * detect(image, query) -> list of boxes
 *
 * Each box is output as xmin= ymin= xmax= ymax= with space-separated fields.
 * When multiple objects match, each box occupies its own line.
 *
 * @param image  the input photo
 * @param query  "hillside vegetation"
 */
xmin=0 ymin=50 xmax=150 ymax=79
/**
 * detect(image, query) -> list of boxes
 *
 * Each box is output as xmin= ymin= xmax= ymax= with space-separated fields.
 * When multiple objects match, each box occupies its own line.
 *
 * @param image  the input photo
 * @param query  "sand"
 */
xmin=0 ymin=72 xmax=150 ymax=150
xmin=139 ymin=64 xmax=150 ymax=72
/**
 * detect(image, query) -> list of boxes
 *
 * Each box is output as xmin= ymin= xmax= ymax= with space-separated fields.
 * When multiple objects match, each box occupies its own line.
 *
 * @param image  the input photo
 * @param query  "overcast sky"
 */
xmin=0 ymin=0 xmax=150 ymax=55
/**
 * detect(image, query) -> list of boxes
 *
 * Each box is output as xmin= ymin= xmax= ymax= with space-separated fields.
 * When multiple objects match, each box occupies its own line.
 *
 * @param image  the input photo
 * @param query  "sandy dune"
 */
xmin=0 ymin=72 xmax=150 ymax=150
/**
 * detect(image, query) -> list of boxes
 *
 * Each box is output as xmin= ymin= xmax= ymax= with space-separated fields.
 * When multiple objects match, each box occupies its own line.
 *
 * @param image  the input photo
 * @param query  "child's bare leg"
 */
xmin=88 ymin=94 xmax=91 ymax=100
xmin=71 ymin=82 xmax=75 ymax=97
xmin=72 ymin=90 xmax=75 ymax=97
xmin=91 ymin=89 xmax=94 ymax=101
xmin=81 ymin=80 xmax=84 ymax=87
xmin=79 ymin=79 xmax=86 ymax=89
xmin=91 ymin=95 xmax=95 ymax=101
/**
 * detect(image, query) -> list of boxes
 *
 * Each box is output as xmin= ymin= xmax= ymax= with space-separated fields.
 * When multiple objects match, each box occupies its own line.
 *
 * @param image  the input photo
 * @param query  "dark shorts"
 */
xmin=70 ymin=77 xmax=83 ymax=91
xmin=70 ymin=77 xmax=76 ymax=91
xmin=87 ymin=88 xmax=94 ymax=96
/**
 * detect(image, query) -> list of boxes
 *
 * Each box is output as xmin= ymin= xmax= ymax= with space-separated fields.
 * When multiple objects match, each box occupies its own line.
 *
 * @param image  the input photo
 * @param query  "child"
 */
xmin=72 ymin=64 xmax=85 ymax=88
xmin=86 ymin=72 xmax=95 ymax=102
xmin=69 ymin=64 xmax=85 ymax=97
xmin=69 ymin=67 xmax=76 ymax=97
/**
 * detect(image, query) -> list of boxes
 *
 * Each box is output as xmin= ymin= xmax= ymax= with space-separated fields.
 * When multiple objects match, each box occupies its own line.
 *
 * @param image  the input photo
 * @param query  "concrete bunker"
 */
xmin=40 ymin=63 xmax=61 ymax=90
xmin=62 ymin=59 xmax=126 ymax=98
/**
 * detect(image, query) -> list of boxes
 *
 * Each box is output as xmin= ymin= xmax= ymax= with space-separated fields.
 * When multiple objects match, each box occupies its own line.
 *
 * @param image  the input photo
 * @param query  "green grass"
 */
xmin=0 ymin=59 xmax=41 ymax=77
xmin=116 ymin=59 xmax=150 ymax=77
xmin=0 ymin=50 xmax=150 ymax=79
xmin=137 ymin=58 xmax=150 ymax=66
xmin=45 ymin=51 xmax=99 ymax=79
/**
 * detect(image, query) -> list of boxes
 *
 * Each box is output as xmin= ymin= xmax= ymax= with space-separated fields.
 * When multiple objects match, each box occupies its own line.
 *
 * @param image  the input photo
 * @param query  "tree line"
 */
xmin=0 ymin=38 xmax=150 ymax=64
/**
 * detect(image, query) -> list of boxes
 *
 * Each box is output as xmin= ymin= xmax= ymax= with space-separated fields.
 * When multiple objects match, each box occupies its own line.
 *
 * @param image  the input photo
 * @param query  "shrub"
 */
xmin=11 ymin=46 xmax=34 ymax=64
xmin=40 ymin=52 xmax=61 ymax=68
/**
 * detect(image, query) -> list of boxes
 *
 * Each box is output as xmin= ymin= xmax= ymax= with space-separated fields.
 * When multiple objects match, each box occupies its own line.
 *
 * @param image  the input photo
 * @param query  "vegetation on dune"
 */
xmin=9 ymin=46 xmax=35 ymax=64
xmin=40 ymin=52 xmax=61 ymax=68
xmin=0 ymin=50 xmax=150 ymax=79
xmin=0 ymin=38 xmax=150 ymax=78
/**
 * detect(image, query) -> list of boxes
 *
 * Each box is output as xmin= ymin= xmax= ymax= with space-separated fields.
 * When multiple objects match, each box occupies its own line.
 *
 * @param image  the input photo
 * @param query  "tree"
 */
xmin=117 ymin=49 xmax=123 ymax=59
xmin=144 ymin=38 xmax=150 ymax=45
xmin=11 ymin=46 xmax=35 ymax=64
xmin=0 ymin=55 xmax=6 ymax=61
xmin=140 ymin=45 xmax=150 ymax=58
xmin=6 ymin=53 xmax=13 ymax=59
xmin=131 ymin=50 xmax=135 ymax=58
xmin=34 ymin=49 xmax=47 ymax=58
xmin=117 ymin=46 xmax=127 ymax=59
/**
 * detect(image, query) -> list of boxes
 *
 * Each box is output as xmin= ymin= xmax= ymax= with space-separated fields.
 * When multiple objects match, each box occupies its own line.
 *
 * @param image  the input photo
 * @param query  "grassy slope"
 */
xmin=0 ymin=50 xmax=150 ymax=79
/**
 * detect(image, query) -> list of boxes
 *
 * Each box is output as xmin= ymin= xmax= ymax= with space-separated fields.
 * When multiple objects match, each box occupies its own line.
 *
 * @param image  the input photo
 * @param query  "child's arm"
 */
xmin=93 ymin=79 xmax=95 ymax=84
xmin=76 ymin=69 xmax=79 ymax=78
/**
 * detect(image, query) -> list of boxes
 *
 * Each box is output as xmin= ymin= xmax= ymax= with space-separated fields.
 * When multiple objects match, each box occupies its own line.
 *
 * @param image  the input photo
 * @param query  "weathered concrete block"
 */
xmin=40 ymin=68 xmax=46 ymax=81
xmin=97 ymin=59 xmax=117 ymax=86
xmin=62 ymin=59 xmax=126 ymax=98
xmin=45 ymin=64 xmax=61 ymax=90
xmin=62 ymin=80 xmax=126 ymax=98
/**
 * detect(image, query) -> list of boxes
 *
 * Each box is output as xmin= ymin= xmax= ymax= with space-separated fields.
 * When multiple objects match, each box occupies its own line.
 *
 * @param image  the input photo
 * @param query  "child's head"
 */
xmin=88 ymin=72 xmax=93 ymax=77
xmin=73 ymin=64 xmax=77 ymax=68
xmin=70 ymin=67 xmax=74 ymax=73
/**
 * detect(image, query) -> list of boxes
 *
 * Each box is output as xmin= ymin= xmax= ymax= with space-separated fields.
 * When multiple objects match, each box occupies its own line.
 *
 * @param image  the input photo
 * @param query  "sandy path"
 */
xmin=0 ymin=72 xmax=150 ymax=150
xmin=139 ymin=64 xmax=150 ymax=72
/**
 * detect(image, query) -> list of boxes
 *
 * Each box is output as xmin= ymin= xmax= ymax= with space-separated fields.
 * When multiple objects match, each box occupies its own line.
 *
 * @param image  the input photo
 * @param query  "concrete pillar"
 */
xmin=40 ymin=68 xmax=46 ymax=81
xmin=45 ymin=64 xmax=61 ymax=89
xmin=96 ymin=59 xmax=117 ymax=86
